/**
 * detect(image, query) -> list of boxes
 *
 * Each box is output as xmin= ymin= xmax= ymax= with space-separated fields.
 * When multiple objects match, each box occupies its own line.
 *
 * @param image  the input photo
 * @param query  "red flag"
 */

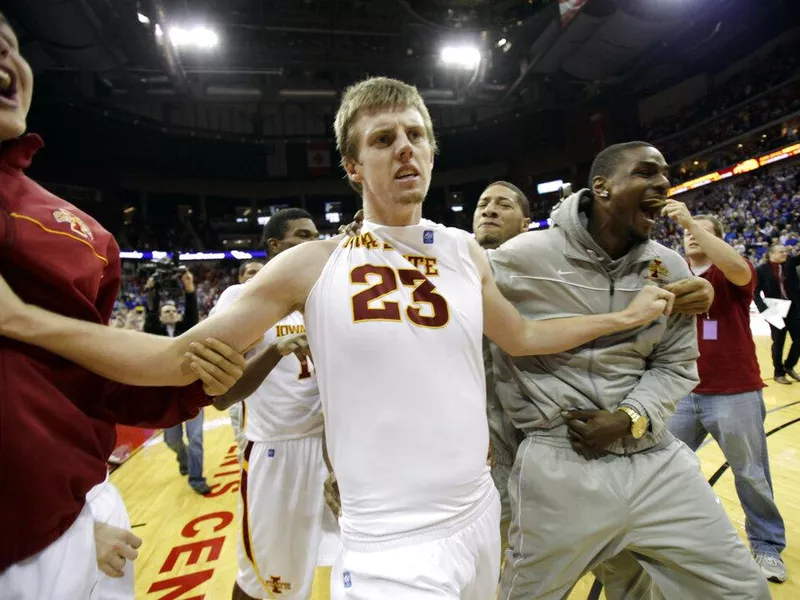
xmin=307 ymin=142 xmax=331 ymax=176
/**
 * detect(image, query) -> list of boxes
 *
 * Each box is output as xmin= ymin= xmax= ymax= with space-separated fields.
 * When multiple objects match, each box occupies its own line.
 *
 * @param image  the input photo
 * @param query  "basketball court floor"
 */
xmin=113 ymin=333 xmax=799 ymax=599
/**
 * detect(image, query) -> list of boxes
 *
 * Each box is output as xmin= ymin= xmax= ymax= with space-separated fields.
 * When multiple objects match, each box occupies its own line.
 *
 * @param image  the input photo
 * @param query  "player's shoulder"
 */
xmin=645 ymin=240 xmax=691 ymax=281
xmin=277 ymin=236 xmax=341 ymax=286
xmin=216 ymin=282 xmax=245 ymax=305
xmin=487 ymin=229 xmax=555 ymax=269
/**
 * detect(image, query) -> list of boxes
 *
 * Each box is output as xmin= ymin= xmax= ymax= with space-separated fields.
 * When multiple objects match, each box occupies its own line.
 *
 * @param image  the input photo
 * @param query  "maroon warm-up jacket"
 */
xmin=0 ymin=134 xmax=211 ymax=571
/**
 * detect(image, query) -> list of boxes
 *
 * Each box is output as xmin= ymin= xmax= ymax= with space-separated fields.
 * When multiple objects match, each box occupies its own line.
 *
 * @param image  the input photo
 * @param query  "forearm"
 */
xmin=213 ymin=343 xmax=283 ymax=409
xmin=5 ymin=303 xmax=190 ymax=386
xmin=183 ymin=291 xmax=199 ymax=327
xmin=624 ymin=313 xmax=699 ymax=433
xmin=689 ymin=222 xmax=751 ymax=285
xmin=512 ymin=312 xmax=637 ymax=357
xmin=104 ymin=381 xmax=210 ymax=427
xmin=623 ymin=360 xmax=699 ymax=434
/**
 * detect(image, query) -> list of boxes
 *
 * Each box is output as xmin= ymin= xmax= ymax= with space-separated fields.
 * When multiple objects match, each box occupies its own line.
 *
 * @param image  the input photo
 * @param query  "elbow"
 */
xmin=727 ymin=266 xmax=752 ymax=288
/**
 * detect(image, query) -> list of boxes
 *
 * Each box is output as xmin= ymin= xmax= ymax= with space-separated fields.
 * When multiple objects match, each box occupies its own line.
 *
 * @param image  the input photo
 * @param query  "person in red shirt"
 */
xmin=663 ymin=200 xmax=787 ymax=584
xmin=0 ymin=12 xmax=245 ymax=599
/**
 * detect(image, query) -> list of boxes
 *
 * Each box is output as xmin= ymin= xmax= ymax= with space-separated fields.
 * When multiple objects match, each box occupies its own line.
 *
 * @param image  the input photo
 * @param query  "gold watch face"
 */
xmin=630 ymin=417 xmax=648 ymax=439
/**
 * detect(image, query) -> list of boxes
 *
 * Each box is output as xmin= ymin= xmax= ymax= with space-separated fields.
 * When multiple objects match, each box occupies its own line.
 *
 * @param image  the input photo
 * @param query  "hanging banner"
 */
xmin=560 ymin=0 xmax=589 ymax=27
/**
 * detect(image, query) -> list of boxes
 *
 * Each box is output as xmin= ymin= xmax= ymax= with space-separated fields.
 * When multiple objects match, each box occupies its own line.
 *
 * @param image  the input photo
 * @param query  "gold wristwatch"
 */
xmin=618 ymin=406 xmax=649 ymax=439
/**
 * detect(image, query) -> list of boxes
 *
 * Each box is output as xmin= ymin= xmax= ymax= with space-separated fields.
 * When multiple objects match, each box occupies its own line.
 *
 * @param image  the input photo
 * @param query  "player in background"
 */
xmin=206 ymin=208 xmax=339 ymax=600
xmin=225 ymin=260 xmax=264 ymax=459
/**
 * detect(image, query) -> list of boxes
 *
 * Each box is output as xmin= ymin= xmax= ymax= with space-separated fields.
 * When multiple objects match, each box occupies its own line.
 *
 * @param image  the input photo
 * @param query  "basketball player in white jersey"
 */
xmin=208 ymin=208 xmax=338 ymax=600
xmin=0 ymin=77 xmax=676 ymax=599
xmin=225 ymin=260 xmax=264 ymax=459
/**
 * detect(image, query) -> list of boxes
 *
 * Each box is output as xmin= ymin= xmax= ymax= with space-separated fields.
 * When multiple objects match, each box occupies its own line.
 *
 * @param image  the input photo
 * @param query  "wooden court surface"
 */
xmin=113 ymin=336 xmax=799 ymax=599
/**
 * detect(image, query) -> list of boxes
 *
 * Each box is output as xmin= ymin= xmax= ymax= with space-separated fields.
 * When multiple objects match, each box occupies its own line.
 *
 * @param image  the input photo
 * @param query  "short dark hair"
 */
xmin=588 ymin=141 xmax=656 ymax=187
xmin=238 ymin=260 xmax=263 ymax=277
xmin=487 ymin=180 xmax=531 ymax=218
xmin=262 ymin=208 xmax=313 ymax=246
xmin=694 ymin=214 xmax=724 ymax=238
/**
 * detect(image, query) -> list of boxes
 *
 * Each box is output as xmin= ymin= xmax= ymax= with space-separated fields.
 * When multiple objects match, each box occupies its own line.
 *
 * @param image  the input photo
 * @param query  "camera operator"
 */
xmin=144 ymin=267 xmax=210 ymax=495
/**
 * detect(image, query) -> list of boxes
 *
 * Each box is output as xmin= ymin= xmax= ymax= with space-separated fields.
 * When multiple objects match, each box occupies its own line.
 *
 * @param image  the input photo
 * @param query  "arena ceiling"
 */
xmin=2 ymin=0 xmax=794 ymax=143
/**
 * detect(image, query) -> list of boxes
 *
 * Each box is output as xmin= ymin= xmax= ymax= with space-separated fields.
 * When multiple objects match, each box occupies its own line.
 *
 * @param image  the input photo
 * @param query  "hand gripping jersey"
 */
xmin=212 ymin=284 xmax=323 ymax=441
xmin=305 ymin=219 xmax=492 ymax=543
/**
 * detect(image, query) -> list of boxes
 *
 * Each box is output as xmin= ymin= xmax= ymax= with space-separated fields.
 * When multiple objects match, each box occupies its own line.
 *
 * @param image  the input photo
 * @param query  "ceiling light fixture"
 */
xmin=440 ymin=46 xmax=481 ymax=70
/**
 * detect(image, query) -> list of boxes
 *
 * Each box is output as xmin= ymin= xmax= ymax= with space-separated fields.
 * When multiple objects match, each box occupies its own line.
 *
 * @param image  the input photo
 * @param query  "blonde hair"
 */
xmin=334 ymin=77 xmax=437 ymax=181
xmin=694 ymin=214 xmax=725 ymax=238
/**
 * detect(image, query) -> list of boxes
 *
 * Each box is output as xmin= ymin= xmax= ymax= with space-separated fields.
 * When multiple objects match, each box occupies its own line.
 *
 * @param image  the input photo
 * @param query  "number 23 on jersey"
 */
xmin=350 ymin=264 xmax=450 ymax=329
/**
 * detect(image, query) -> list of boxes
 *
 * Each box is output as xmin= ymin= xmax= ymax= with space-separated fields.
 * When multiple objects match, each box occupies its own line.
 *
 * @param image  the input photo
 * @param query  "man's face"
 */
xmin=239 ymin=262 xmax=263 ymax=283
xmin=0 ymin=18 xmax=34 ymax=142
xmin=345 ymin=106 xmax=434 ymax=208
xmin=684 ymin=218 xmax=716 ymax=258
xmin=594 ymin=146 xmax=670 ymax=245
xmin=769 ymin=245 xmax=788 ymax=264
xmin=268 ymin=218 xmax=319 ymax=256
xmin=159 ymin=304 xmax=180 ymax=325
xmin=473 ymin=184 xmax=531 ymax=249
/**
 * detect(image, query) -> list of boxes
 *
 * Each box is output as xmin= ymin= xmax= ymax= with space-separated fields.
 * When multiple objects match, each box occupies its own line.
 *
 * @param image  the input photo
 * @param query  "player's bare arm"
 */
xmin=0 ymin=239 xmax=337 ymax=387
xmin=211 ymin=333 xmax=311 ymax=410
xmin=468 ymin=238 xmax=674 ymax=356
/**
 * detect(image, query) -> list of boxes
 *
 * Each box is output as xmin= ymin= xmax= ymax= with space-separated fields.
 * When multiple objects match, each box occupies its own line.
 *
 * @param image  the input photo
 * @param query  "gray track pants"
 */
xmin=499 ymin=437 xmax=770 ymax=600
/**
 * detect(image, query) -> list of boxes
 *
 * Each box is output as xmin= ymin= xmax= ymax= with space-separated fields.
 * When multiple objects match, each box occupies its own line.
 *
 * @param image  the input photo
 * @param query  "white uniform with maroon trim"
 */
xmin=212 ymin=284 xmax=338 ymax=600
xmin=305 ymin=220 xmax=500 ymax=599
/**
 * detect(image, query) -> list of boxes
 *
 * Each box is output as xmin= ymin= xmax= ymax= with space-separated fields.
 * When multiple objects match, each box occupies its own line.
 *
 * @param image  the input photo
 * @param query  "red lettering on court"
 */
xmin=147 ymin=570 xmax=214 ymax=600
xmin=160 ymin=538 xmax=226 ymax=573
xmin=182 ymin=511 xmax=234 ymax=537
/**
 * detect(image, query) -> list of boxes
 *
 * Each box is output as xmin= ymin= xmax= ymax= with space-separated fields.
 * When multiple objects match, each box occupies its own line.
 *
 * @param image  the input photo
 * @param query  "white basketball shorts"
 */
xmin=0 ymin=503 xmax=98 ymax=600
xmin=236 ymin=435 xmax=337 ymax=599
xmin=331 ymin=485 xmax=501 ymax=600
xmin=87 ymin=475 xmax=134 ymax=600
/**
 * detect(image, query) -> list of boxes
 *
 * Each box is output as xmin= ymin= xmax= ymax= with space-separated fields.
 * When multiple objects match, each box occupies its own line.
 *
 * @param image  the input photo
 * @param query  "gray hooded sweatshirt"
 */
xmin=487 ymin=189 xmax=700 ymax=455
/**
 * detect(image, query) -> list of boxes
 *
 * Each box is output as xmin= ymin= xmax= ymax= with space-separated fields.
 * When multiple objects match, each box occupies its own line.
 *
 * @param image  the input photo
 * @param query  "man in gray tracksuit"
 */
xmin=489 ymin=141 xmax=769 ymax=599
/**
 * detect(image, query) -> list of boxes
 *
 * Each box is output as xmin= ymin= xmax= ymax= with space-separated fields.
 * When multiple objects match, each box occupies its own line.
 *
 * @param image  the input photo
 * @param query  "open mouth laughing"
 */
xmin=0 ymin=66 xmax=19 ymax=108
xmin=640 ymin=197 xmax=667 ymax=225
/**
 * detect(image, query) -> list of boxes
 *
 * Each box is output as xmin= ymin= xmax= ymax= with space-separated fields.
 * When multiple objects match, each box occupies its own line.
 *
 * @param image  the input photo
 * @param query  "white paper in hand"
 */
xmin=762 ymin=298 xmax=792 ymax=330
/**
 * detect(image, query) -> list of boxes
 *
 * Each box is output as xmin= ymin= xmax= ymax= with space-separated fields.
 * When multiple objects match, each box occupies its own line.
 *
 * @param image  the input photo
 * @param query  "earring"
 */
xmin=600 ymin=190 xmax=609 ymax=197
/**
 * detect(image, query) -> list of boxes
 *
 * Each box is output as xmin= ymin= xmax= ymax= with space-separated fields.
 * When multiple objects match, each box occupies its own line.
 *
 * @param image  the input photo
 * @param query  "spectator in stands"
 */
xmin=754 ymin=244 xmax=800 ymax=385
xmin=238 ymin=261 xmax=264 ymax=283
xmin=664 ymin=205 xmax=787 ymax=583
xmin=144 ymin=270 xmax=210 ymax=494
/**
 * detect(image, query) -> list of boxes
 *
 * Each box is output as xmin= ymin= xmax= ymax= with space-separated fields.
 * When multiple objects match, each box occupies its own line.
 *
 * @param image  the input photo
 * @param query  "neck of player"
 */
xmin=362 ymin=195 xmax=423 ymax=227
xmin=588 ymin=218 xmax=634 ymax=260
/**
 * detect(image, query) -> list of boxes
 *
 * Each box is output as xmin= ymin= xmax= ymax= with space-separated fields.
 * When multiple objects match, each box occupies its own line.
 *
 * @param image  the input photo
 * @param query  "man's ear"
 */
xmin=344 ymin=159 xmax=362 ymax=183
xmin=520 ymin=217 xmax=531 ymax=233
xmin=591 ymin=177 xmax=609 ymax=199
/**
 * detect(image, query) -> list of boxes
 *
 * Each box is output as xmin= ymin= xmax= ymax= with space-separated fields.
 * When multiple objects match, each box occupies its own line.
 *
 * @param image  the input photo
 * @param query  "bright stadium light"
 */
xmin=168 ymin=26 xmax=219 ymax=50
xmin=137 ymin=12 xmax=151 ymax=25
xmin=440 ymin=45 xmax=481 ymax=69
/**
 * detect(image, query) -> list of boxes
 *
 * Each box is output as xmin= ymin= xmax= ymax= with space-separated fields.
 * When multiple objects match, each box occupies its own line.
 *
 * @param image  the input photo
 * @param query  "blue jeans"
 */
xmin=163 ymin=412 xmax=206 ymax=490
xmin=667 ymin=391 xmax=785 ymax=558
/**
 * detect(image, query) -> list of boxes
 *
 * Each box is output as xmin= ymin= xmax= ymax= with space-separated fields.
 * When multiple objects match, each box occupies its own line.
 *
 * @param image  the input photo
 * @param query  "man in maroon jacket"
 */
xmin=0 ymin=12 xmax=245 ymax=598
xmin=664 ymin=200 xmax=787 ymax=584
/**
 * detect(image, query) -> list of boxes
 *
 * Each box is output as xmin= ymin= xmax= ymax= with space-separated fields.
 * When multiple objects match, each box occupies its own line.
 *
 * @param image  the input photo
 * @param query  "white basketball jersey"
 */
xmin=305 ymin=219 xmax=491 ymax=542
xmin=212 ymin=284 xmax=323 ymax=442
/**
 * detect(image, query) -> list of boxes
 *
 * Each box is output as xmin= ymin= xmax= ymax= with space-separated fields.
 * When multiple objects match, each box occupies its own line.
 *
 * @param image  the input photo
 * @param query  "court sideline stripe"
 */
xmin=587 ymin=413 xmax=800 ymax=600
